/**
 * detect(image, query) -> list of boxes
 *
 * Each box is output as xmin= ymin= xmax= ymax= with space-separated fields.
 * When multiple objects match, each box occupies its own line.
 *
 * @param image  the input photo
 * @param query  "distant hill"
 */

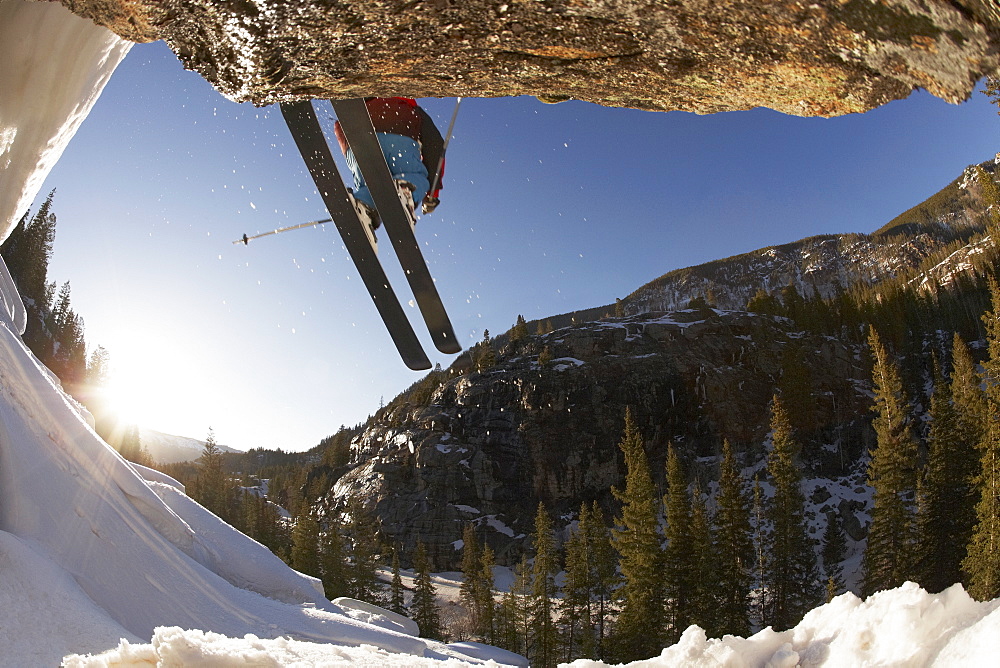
xmin=138 ymin=429 xmax=241 ymax=464
xmin=523 ymin=158 xmax=998 ymax=335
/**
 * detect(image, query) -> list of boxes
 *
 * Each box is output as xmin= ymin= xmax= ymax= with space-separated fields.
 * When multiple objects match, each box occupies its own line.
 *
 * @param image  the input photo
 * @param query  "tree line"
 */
xmin=1 ymin=190 xmax=101 ymax=390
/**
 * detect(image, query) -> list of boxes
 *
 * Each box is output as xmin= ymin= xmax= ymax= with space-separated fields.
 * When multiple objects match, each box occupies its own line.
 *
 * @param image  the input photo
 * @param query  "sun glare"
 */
xmin=102 ymin=333 xmax=213 ymax=437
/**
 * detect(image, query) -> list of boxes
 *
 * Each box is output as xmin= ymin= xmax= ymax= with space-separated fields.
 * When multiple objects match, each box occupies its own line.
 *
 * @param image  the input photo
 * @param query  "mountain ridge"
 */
xmin=523 ymin=157 xmax=998 ymax=335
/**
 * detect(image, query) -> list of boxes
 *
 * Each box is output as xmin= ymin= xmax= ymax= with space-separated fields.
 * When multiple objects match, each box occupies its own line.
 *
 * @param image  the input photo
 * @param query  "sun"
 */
xmin=98 ymin=330 xmax=214 ymax=437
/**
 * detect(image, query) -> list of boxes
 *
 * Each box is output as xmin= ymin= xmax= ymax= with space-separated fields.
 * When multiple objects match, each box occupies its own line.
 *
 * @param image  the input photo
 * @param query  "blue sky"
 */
xmin=32 ymin=40 xmax=1000 ymax=452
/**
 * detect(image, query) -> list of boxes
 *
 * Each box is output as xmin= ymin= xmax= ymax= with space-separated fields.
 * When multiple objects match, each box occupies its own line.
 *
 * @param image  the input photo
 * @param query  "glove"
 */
xmin=421 ymin=196 xmax=440 ymax=215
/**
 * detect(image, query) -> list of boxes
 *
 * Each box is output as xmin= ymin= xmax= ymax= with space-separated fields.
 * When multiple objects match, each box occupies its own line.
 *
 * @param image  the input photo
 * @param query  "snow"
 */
xmin=483 ymin=514 xmax=518 ymax=538
xmin=553 ymin=357 xmax=587 ymax=371
xmin=64 ymin=627 xmax=506 ymax=667
xmin=0 ymin=298 xmax=507 ymax=663
xmin=565 ymin=582 xmax=1000 ymax=668
xmin=0 ymin=255 xmax=26 ymax=335
xmin=0 ymin=0 xmax=131 ymax=242
xmin=453 ymin=504 xmax=482 ymax=514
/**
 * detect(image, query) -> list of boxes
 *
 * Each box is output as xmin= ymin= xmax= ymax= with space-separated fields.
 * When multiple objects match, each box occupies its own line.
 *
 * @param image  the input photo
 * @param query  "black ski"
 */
xmin=331 ymin=98 xmax=461 ymax=355
xmin=279 ymin=101 xmax=431 ymax=371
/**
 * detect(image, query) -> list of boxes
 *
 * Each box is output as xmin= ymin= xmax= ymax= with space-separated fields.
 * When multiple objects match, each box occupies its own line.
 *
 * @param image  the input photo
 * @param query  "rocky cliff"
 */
xmin=324 ymin=307 xmax=872 ymax=569
xmin=55 ymin=0 xmax=1000 ymax=116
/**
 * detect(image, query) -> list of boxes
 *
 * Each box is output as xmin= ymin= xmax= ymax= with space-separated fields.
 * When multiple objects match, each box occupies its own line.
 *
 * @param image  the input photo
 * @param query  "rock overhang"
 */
xmin=54 ymin=0 xmax=1000 ymax=117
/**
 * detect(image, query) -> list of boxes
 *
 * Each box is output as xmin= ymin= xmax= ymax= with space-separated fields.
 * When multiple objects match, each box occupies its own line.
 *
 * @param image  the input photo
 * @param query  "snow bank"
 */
xmin=64 ymin=626 xmax=511 ymax=667
xmin=0 ymin=255 xmax=26 ymax=335
xmin=0 ymin=530 xmax=139 ymax=664
xmin=564 ymin=582 xmax=1000 ymax=668
xmin=0 ymin=0 xmax=132 ymax=241
xmin=0 ymin=314 xmax=466 ymax=664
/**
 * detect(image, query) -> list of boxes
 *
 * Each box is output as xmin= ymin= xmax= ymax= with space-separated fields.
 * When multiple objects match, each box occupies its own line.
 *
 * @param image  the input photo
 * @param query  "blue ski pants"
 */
xmin=346 ymin=133 xmax=429 ymax=211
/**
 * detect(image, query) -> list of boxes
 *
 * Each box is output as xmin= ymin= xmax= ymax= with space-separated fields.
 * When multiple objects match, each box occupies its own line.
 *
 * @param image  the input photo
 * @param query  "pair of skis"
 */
xmin=277 ymin=100 xmax=459 ymax=370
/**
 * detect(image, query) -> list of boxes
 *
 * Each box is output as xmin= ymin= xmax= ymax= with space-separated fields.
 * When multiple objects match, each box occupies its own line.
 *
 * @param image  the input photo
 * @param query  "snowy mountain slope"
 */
xmin=530 ymin=161 xmax=992 ymax=334
xmin=622 ymin=158 xmax=998 ymax=316
xmin=0 ymin=314 xmax=518 ymax=665
xmin=624 ymin=224 xmax=979 ymax=314
xmin=138 ymin=427 xmax=241 ymax=463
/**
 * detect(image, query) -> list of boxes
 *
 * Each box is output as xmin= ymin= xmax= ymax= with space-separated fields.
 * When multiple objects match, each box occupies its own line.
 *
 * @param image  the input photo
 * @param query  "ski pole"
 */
xmin=427 ymin=97 xmax=462 ymax=199
xmin=233 ymin=217 xmax=333 ymax=245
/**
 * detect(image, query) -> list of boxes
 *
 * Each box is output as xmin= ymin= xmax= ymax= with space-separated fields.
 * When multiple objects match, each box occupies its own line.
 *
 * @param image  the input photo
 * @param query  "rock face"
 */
xmin=325 ymin=308 xmax=872 ymax=569
xmin=56 ymin=0 xmax=1000 ymax=116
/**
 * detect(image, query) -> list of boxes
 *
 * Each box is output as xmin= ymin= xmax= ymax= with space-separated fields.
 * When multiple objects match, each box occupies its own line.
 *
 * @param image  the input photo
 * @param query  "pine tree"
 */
xmin=478 ymin=543 xmax=496 ymax=644
xmin=765 ymin=395 xmax=821 ymax=630
xmin=687 ymin=482 xmax=720 ymax=635
xmin=511 ymin=314 xmax=529 ymax=344
xmin=826 ymin=577 xmax=839 ymax=603
xmin=475 ymin=330 xmax=497 ymax=372
xmin=48 ymin=281 xmax=87 ymax=385
xmin=821 ymin=510 xmax=846 ymax=598
xmin=714 ymin=440 xmax=753 ymax=636
xmin=751 ymin=475 xmax=768 ymax=629
xmin=411 ymin=541 xmax=442 ymax=640
xmin=530 ymin=503 xmax=558 ymax=668
xmin=1 ymin=190 xmax=56 ymax=305
xmin=390 ymin=548 xmax=406 ymax=614
xmin=662 ymin=444 xmax=691 ymax=643
xmin=611 ymin=408 xmax=663 ymax=660
xmin=915 ymin=356 xmax=970 ymax=592
xmin=952 ymin=333 xmax=988 ymax=572
xmin=497 ymin=555 xmax=532 ymax=656
xmin=196 ymin=428 xmax=227 ymax=516
xmin=587 ymin=502 xmax=617 ymax=661
xmin=86 ymin=345 xmax=111 ymax=387
xmin=1 ymin=191 xmax=57 ymax=360
xmin=975 ymin=164 xmax=1000 ymax=239
xmin=319 ymin=516 xmax=350 ymax=599
xmin=952 ymin=333 xmax=987 ymax=459
xmin=459 ymin=523 xmax=489 ymax=638
xmin=459 ymin=524 xmax=481 ymax=614
xmin=538 ymin=345 xmax=553 ymax=367
xmin=119 ymin=424 xmax=152 ymax=467
xmin=964 ymin=277 xmax=1000 ymax=600
xmin=290 ymin=511 xmax=322 ymax=579
xmin=863 ymin=329 xmax=919 ymax=596
xmin=745 ymin=288 xmax=782 ymax=316
xmin=346 ymin=497 xmax=384 ymax=604
xmin=561 ymin=503 xmax=593 ymax=660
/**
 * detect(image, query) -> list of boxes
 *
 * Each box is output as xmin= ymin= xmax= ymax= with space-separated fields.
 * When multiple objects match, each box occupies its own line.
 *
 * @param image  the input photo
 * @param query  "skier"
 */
xmin=333 ymin=97 xmax=444 ymax=228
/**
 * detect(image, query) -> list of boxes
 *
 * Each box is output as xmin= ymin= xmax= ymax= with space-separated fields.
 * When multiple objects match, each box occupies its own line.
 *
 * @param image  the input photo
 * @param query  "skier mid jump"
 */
xmin=275 ymin=98 xmax=461 ymax=368
xmin=333 ymin=97 xmax=444 ymax=228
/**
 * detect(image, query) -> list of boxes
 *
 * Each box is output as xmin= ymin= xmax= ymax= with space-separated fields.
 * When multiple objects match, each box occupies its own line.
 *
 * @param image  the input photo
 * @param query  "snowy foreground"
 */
xmin=567 ymin=583 xmax=1000 ymax=668
xmin=56 ymin=582 xmax=1000 ymax=667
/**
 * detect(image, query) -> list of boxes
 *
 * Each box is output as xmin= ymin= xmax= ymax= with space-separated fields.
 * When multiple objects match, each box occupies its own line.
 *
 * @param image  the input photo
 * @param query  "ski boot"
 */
xmin=395 ymin=180 xmax=417 ymax=231
xmin=349 ymin=192 xmax=379 ymax=253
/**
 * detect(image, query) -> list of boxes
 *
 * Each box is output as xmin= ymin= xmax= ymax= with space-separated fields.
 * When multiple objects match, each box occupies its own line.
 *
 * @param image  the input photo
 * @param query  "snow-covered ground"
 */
xmin=567 ymin=583 xmax=1000 ymax=668
xmin=0 ymin=263 xmax=524 ymax=665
